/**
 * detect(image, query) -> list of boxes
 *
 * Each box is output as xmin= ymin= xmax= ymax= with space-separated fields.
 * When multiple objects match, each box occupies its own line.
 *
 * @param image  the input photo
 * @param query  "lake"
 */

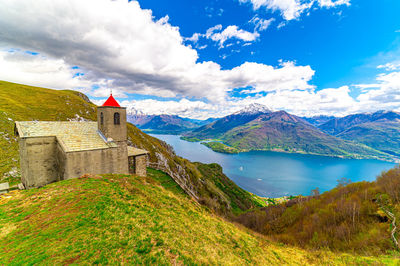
xmin=150 ymin=134 xmax=397 ymax=198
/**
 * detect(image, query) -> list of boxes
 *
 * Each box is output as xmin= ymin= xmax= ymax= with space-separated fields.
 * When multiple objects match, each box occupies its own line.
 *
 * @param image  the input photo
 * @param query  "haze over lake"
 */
xmin=151 ymin=134 xmax=397 ymax=198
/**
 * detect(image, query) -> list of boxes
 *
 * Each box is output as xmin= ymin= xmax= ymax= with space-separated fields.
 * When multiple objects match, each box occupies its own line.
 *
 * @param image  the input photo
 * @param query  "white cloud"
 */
xmin=207 ymin=25 xmax=260 ymax=48
xmin=356 ymin=71 xmax=400 ymax=107
xmin=123 ymin=99 xmax=219 ymax=120
xmin=0 ymin=0 xmax=314 ymax=104
xmin=250 ymin=16 xmax=275 ymax=31
xmin=255 ymin=86 xmax=358 ymax=116
xmin=4 ymin=0 xmax=394 ymax=120
xmin=185 ymin=33 xmax=202 ymax=43
xmin=188 ymin=23 xmax=262 ymax=48
xmin=377 ymin=62 xmax=400 ymax=71
xmin=90 ymin=66 xmax=400 ymax=119
xmin=0 ymin=49 xmax=93 ymax=91
xmin=317 ymin=0 xmax=350 ymax=8
xmin=239 ymin=0 xmax=350 ymax=21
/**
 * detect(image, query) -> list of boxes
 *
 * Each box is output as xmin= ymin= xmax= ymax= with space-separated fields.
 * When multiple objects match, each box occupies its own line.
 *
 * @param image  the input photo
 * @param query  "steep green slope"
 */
xmin=0 ymin=171 xmax=396 ymax=264
xmin=0 ymin=80 xmax=262 ymax=215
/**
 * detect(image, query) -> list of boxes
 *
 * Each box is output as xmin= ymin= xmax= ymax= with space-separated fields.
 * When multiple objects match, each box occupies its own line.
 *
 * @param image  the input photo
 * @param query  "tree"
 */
xmin=311 ymin=187 xmax=320 ymax=197
xmin=336 ymin=177 xmax=352 ymax=188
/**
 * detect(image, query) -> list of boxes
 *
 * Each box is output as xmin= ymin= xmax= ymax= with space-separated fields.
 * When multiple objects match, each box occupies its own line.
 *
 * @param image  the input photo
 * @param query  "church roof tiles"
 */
xmin=15 ymin=121 xmax=117 ymax=152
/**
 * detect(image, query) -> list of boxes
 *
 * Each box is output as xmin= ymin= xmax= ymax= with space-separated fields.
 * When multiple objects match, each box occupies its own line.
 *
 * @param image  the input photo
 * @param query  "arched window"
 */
xmin=100 ymin=112 xmax=104 ymax=125
xmin=114 ymin=112 xmax=120 ymax=125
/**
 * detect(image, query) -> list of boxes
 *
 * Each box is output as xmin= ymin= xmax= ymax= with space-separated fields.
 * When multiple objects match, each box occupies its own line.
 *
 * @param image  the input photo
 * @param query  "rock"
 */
xmin=0 ymin=182 xmax=10 ymax=194
xmin=17 ymin=183 xmax=25 ymax=190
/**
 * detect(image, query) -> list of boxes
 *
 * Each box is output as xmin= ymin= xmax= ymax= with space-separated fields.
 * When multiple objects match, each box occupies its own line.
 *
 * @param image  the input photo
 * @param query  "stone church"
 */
xmin=14 ymin=94 xmax=148 ymax=189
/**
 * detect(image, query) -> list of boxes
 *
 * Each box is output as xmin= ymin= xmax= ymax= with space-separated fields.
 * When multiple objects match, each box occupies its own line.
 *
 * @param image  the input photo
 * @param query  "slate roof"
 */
xmin=15 ymin=121 xmax=117 ymax=152
xmin=127 ymin=146 xmax=149 ymax=156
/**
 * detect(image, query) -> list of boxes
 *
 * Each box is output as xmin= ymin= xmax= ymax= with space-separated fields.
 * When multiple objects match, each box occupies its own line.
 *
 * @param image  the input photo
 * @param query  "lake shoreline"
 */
xmin=151 ymin=134 xmax=397 ymax=198
xmin=179 ymin=135 xmax=399 ymax=163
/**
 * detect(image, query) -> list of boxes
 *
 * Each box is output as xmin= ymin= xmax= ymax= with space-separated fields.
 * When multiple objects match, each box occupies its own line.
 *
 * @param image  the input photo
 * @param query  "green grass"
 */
xmin=201 ymin=141 xmax=240 ymax=154
xmin=0 ymin=171 xmax=397 ymax=265
xmin=180 ymin=136 xmax=202 ymax=142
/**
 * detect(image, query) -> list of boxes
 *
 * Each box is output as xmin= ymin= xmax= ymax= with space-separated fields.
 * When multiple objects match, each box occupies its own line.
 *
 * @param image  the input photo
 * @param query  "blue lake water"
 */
xmin=150 ymin=134 xmax=397 ymax=198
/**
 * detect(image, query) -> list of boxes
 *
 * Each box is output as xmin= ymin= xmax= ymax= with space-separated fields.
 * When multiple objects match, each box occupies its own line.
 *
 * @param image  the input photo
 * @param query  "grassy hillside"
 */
xmin=0 ymin=170 xmax=396 ymax=264
xmin=0 ymin=80 xmax=263 ymax=215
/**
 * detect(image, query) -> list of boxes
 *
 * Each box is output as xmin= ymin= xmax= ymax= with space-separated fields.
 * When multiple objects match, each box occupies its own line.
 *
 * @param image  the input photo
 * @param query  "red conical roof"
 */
xmin=102 ymin=94 xmax=121 ymax=107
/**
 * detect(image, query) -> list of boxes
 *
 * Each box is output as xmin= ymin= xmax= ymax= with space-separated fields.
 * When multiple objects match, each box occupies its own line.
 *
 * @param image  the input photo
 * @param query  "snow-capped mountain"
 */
xmin=233 ymin=103 xmax=272 ymax=115
xmin=127 ymin=107 xmax=146 ymax=116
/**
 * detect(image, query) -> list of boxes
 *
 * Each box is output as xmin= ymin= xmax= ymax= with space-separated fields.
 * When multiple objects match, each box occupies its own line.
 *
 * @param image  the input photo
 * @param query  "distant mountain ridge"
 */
xmin=183 ymin=105 xmax=396 ymax=161
xmin=319 ymin=110 xmax=400 ymax=135
xmin=302 ymin=115 xmax=336 ymax=127
xmin=318 ymin=110 xmax=400 ymax=157
xmin=188 ymin=106 xmax=271 ymax=140
xmin=127 ymin=111 xmax=218 ymax=134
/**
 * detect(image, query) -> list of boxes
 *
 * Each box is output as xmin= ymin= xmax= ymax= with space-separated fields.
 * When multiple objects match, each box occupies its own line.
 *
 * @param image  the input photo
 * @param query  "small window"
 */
xmin=114 ymin=112 xmax=120 ymax=125
xmin=100 ymin=112 xmax=104 ymax=125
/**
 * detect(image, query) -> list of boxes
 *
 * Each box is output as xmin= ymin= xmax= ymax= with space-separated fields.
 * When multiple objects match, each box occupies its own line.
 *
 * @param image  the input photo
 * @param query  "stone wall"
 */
xmin=19 ymin=136 xmax=60 ymax=188
xmin=128 ymin=154 xmax=147 ymax=177
xmin=63 ymin=144 xmax=129 ymax=179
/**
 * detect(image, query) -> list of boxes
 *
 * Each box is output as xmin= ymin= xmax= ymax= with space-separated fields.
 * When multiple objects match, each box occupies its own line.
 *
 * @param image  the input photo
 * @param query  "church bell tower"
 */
xmin=97 ymin=93 xmax=127 ymax=142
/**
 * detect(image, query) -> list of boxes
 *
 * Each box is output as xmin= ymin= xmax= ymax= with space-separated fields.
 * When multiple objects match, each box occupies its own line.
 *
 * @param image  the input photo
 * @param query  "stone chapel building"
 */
xmin=14 ymin=94 xmax=148 ymax=189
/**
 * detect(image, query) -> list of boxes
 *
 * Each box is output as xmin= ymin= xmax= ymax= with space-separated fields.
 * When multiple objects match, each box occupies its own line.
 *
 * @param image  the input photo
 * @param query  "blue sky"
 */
xmin=142 ymin=0 xmax=400 ymax=88
xmin=0 ymin=0 xmax=400 ymax=119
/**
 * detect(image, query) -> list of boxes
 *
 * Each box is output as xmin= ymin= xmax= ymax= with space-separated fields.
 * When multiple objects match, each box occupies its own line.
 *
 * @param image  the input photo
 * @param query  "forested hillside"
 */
xmin=236 ymin=167 xmax=400 ymax=255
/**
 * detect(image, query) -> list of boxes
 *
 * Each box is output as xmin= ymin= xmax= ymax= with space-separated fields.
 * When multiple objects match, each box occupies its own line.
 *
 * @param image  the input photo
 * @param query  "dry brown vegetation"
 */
xmin=236 ymin=166 xmax=400 ymax=255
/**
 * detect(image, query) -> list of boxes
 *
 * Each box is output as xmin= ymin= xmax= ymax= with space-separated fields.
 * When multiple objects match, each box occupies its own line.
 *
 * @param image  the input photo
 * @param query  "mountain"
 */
xmin=221 ymin=111 xmax=389 ymax=159
xmin=186 ymin=103 xmax=272 ymax=140
xmin=319 ymin=111 xmax=400 ymax=135
xmin=302 ymin=115 xmax=336 ymax=127
xmin=181 ymin=117 xmax=219 ymax=126
xmin=128 ymin=114 xmax=199 ymax=134
xmin=319 ymin=111 xmax=400 ymax=156
xmin=127 ymin=107 xmax=219 ymax=134
xmin=0 ymin=80 xmax=263 ymax=216
xmin=184 ymin=105 xmax=394 ymax=161
xmin=233 ymin=103 xmax=272 ymax=115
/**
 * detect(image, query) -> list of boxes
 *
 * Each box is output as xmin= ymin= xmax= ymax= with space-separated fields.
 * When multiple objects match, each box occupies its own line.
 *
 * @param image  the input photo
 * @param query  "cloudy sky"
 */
xmin=0 ymin=0 xmax=399 ymax=119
